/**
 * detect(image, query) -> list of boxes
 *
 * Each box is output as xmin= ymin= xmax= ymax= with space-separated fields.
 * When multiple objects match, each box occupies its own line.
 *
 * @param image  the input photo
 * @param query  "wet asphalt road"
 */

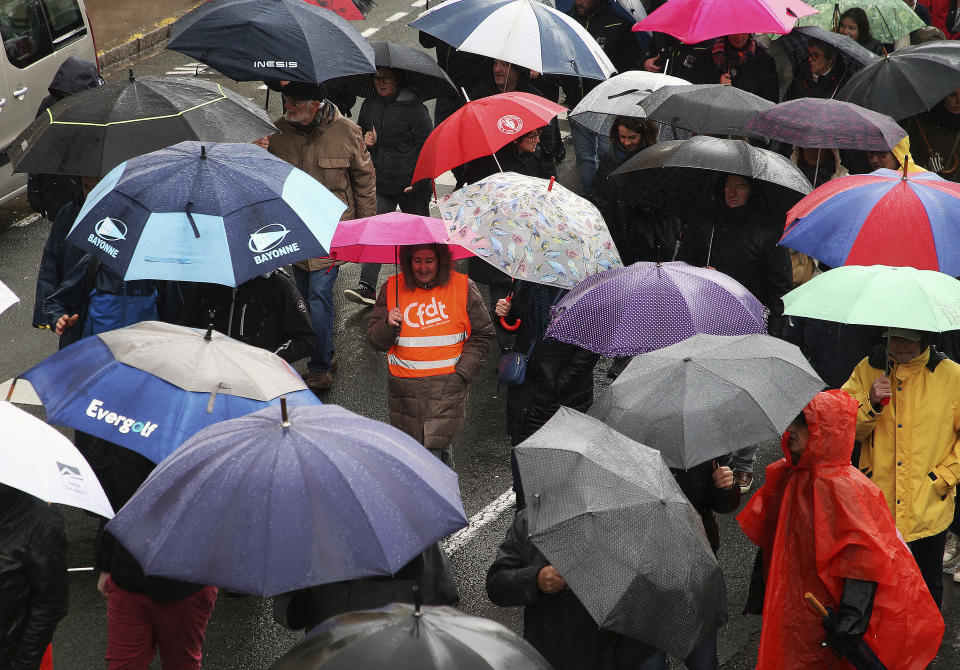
xmin=0 ymin=1 xmax=958 ymax=666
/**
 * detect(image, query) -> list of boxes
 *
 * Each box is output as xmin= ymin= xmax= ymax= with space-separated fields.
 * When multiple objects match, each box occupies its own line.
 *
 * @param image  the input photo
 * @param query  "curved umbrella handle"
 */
xmin=499 ymin=294 xmax=521 ymax=331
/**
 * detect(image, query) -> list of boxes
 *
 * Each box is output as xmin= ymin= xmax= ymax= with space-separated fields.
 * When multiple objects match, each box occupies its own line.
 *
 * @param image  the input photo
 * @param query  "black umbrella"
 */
xmin=837 ymin=41 xmax=960 ymax=120
xmin=610 ymin=135 xmax=813 ymax=216
xmin=167 ymin=0 xmax=376 ymax=85
xmin=325 ymin=42 xmax=457 ymax=100
xmin=8 ymin=71 xmax=277 ymax=178
xmin=771 ymin=25 xmax=879 ymax=74
xmin=269 ymin=603 xmax=553 ymax=669
xmin=639 ymin=84 xmax=774 ymax=136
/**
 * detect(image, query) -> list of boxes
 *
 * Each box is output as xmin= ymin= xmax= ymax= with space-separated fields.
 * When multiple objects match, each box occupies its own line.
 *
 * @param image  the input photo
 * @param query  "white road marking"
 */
xmin=12 ymin=214 xmax=42 ymax=228
xmin=362 ymin=27 xmax=379 ymax=37
xmin=442 ymin=488 xmax=515 ymax=555
xmin=385 ymin=11 xmax=409 ymax=22
xmin=412 ymin=0 xmax=427 ymax=6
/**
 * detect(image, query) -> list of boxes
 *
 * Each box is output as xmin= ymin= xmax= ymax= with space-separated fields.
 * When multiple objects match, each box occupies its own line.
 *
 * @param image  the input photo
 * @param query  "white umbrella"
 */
xmin=569 ymin=70 xmax=690 ymax=134
xmin=0 ymin=279 xmax=18 ymax=315
xmin=1 ymin=401 xmax=114 ymax=518
xmin=1 ymin=377 xmax=42 ymax=405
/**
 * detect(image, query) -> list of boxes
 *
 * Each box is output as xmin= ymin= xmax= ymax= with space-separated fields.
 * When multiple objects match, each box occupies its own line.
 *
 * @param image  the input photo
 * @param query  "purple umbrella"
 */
xmin=544 ymin=261 xmax=768 ymax=356
xmin=742 ymin=98 xmax=906 ymax=151
xmin=106 ymin=403 xmax=467 ymax=597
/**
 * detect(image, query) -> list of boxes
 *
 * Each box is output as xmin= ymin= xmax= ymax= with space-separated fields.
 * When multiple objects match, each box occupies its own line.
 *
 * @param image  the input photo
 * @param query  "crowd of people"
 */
xmin=3 ymin=0 xmax=960 ymax=668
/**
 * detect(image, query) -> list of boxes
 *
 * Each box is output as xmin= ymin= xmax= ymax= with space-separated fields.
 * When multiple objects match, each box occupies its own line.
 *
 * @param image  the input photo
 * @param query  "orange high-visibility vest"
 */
xmin=386 ymin=272 xmax=471 ymax=377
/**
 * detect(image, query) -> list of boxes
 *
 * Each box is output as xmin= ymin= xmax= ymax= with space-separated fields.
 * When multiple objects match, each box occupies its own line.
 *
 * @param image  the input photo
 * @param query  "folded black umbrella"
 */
xmin=325 ymin=42 xmax=456 ymax=100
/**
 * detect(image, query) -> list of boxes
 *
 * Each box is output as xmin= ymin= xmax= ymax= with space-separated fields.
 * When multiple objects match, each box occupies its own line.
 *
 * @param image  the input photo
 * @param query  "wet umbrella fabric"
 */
xmin=781 ymin=264 xmax=960 ymax=332
xmin=1 ymin=401 xmax=114 ymax=519
xmin=836 ymin=41 xmax=960 ymax=120
xmin=770 ymin=25 xmax=879 ymax=71
xmin=328 ymin=212 xmax=473 ymax=263
xmin=514 ymin=407 xmax=728 ymax=659
xmin=633 ymin=0 xmax=817 ymax=43
xmin=797 ymin=0 xmax=924 ymax=44
xmin=544 ymin=261 xmax=768 ymax=356
xmin=269 ymin=603 xmax=553 ymax=669
xmin=589 ymin=334 xmax=824 ymax=469
xmin=7 ymin=75 xmax=278 ymax=178
xmin=781 ymin=168 xmax=960 ymax=274
xmin=409 ymin=0 xmax=616 ymax=81
xmin=325 ymin=42 xmax=456 ymax=101
xmin=569 ymin=70 xmax=690 ymax=135
xmin=743 ymin=98 xmax=906 ymax=150
xmin=167 ymin=0 xmax=376 ymax=84
xmin=65 ymin=141 xmax=346 ymax=287
xmin=106 ymin=404 xmax=468 ymax=597
xmin=639 ymin=84 xmax=775 ymax=137
xmin=20 ymin=321 xmax=322 ymax=463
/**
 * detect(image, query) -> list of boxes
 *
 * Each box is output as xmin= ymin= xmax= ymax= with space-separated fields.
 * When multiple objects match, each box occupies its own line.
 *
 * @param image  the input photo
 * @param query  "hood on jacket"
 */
xmin=399 ymin=243 xmax=453 ymax=290
xmin=48 ymin=57 xmax=101 ymax=98
xmin=780 ymin=390 xmax=858 ymax=469
xmin=891 ymin=136 xmax=928 ymax=174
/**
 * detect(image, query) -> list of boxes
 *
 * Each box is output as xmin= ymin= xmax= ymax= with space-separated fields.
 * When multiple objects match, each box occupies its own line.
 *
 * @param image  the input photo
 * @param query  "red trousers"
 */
xmin=104 ymin=577 xmax=217 ymax=670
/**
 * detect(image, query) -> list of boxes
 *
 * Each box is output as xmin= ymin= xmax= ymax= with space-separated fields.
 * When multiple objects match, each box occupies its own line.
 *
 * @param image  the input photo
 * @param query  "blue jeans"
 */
xmin=570 ymin=119 xmax=610 ymax=195
xmin=293 ymin=264 xmax=339 ymax=373
xmin=638 ymin=630 xmax=718 ymax=670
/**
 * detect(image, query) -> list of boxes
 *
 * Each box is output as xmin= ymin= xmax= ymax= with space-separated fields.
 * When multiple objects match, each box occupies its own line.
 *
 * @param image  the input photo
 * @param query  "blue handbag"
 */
xmin=497 ymin=339 xmax=537 ymax=386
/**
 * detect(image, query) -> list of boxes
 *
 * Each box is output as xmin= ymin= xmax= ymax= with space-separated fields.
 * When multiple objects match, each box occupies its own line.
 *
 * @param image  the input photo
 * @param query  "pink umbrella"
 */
xmin=327 ymin=212 xmax=474 ymax=263
xmin=632 ymin=0 xmax=818 ymax=43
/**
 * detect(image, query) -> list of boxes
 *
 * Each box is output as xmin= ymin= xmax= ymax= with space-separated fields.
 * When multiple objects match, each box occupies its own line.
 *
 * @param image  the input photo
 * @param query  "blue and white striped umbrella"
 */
xmin=66 ymin=141 xmax=346 ymax=287
xmin=409 ymin=0 xmax=617 ymax=81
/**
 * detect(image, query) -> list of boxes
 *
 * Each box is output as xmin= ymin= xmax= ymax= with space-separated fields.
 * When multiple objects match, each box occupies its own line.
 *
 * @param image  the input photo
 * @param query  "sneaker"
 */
xmin=944 ymin=531 xmax=960 ymax=569
xmin=344 ymin=284 xmax=376 ymax=306
xmin=734 ymin=471 xmax=753 ymax=494
xmin=303 ymin=370 xmax=334 ymax=391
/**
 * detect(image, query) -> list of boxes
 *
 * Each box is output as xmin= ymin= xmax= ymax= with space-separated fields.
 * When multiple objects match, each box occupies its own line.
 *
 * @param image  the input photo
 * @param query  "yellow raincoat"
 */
xmin=842 ymin=347 xmax=960 ymax=541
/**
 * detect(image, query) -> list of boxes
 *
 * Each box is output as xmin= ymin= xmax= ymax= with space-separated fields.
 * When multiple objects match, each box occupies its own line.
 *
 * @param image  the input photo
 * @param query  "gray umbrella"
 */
xmin=568 ymin=70 xmax=690 ymax=135
xmin=590 ymin=334 xmax=825 ymax=470
xmin=639 ymin=84 xmax=774 ymax=136
xmin=515 ymin=407 xmax=728 ymax=659
xmin=325 ymin=41 xmax=456 ymax=101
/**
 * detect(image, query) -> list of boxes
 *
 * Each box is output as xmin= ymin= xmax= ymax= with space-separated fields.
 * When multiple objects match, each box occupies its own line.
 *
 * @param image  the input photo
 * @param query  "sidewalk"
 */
xmin=84 ymin=0 xmax=202 ymax=69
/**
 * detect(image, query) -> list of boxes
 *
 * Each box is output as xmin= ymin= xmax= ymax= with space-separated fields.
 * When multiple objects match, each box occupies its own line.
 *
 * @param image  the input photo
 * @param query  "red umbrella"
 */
xmin=302 ymin=0 xmax=374 ymax=21
xmin=632 ymin=0 xmax=818 ymax=43
xmin=411 ymin=92 xmax=566 ymax=184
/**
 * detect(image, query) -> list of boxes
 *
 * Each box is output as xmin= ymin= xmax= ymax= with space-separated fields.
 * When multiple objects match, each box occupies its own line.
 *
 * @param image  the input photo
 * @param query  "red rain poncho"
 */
xmin=737 ymin=390 xmax=943 ymax=669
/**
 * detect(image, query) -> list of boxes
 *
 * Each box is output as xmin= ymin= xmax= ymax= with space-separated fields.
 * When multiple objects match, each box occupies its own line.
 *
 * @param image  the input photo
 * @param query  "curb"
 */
xmin=96 ymin=2 xmax=204 ymax=71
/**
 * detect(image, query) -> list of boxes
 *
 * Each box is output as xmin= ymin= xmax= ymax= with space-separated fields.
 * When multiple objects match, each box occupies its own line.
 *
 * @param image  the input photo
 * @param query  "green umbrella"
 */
xmin=790 ymin=0 xmax=924 ymax=44
xmin=782 ymin=265 xmax=960 ymax=332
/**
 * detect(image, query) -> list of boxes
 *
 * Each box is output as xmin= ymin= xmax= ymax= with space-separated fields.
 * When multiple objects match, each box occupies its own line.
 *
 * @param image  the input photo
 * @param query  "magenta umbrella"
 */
xmin=632 ymin=0 xmax=819 ymax=43
xmin=326 ymin=212 xmax=474 ymax=263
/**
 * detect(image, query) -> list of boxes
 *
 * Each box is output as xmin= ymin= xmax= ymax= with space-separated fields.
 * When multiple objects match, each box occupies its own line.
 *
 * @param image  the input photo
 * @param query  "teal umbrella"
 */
xmin=792 ymin=0 xmax=924 ymax=44
xmin=781 ymin=265 xmax=960 ymax=332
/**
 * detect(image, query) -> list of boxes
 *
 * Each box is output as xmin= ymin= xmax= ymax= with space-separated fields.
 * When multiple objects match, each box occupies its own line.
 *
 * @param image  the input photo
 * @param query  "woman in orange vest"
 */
xmin=367 ymin=244 xmax=495 ymax=465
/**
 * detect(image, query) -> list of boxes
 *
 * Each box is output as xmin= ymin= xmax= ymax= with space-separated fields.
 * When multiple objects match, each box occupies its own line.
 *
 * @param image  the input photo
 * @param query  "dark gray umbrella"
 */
xmin=639 ymin=84 xmax=774 ymax=136
xmin=326 ymin=42 xmax=456 ymax=101
xmin=771 ymin=25 xmax=879 ymax=73
xmin=568 ymin=70 xmax=690 ymax=134
xmin=589 ymin=334 xmax=825 ymax=470
xmin=609 ymin=135 xmax=812 ymax=215
xmin=269 ymin=603 xmax=553 ymax=669
xmin=8 ymin=71 xmax=277 ymax=177
xmin=514 ymin=407 xmax=728 ymax=659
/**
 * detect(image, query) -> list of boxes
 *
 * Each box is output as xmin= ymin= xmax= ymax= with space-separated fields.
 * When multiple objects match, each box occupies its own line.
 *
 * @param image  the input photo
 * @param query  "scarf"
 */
xmin=711 ymin=36 xmax=755 ymax=72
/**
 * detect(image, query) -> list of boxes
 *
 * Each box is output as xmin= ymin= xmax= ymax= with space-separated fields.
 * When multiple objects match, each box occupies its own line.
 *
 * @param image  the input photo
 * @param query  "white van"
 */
xmin=0 ymin=0 xmax=96 ymax=206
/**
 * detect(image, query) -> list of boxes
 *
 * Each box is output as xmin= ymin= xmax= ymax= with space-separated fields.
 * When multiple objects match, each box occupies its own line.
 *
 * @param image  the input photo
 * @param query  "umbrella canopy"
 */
xmin=515 ymin=407 xmax=728 ymax=658
xmin=303 ymin=0 xmax=375 ymax=21
xmin=639 ymin=84 xmax=775 ymax=137
xmin=797 ymin=0 xmax=923 ymax=44
xmin=270 ymin=603 xmax=553 ymax=669
xmin=610 ymin=136 xmax=812 ymax=215
xmin=325 ymin=42 xmax=456 ymax=100
xmin=409 ymin=0 xmax=617 ymax=81
xmin=106 ymin=404 xmax=467 ymax=597
xmin=836 ymin=41 xmax=960 ymax=120
xmin=781 ymin=168 xmax=960 ymax=274
xmin=0 ymin=279 xmax=18 ymax=316
xmin=569 ymin=70 xmax=690 ymax=135
xmin=20 ymin=321 xmax=322 ymax=463
xmin=65 ymin=141 xmax=346 ymax=287
xmin=544 ymin=261 xmax=768 ymax=356
xmin=167 ymin=0 xmax=376 ymax=84
xmin=439 ymin=172 xmax=623 ymax=287
xmin=589 ymin=334 xmax=824 ymax=469
xmin=412 ymin=92 xmax=565 ymax=183
xmin=632 ymin=0 xmax=817 ymax=43
xmin=1 ymin=401 xmax=114 ymax=518
xmin=555 ymin=0 xmax=647 ymax=22
xmin=7 ymin=72 xmax=278 ymax=178
xmin=743 ymin=98 xmax=906 ymax=150
xmin=769 ymin=25 xmax=879 ymax=71
xmin=781 ymin=264 xmax=960 ymax=331
xmin=328 ymin=212 xmax=473 ymax=263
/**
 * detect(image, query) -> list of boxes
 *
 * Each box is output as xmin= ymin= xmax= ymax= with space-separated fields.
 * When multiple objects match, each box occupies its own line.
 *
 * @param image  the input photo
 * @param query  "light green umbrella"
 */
xmin=790 ymin=0 xmax=924 ymax=44
xmin=782 ymin=265 xmax=960 ymax=332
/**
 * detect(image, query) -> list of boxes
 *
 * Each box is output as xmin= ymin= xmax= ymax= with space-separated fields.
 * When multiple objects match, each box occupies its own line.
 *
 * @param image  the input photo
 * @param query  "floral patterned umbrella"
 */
xmin=438 ymin=172 xmax=623 ymax=288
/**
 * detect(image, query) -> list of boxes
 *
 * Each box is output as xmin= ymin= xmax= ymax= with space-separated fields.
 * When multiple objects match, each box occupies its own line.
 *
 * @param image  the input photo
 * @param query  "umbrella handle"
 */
xmin=499 ymin=294 xmax=521 ymax=331
xmin=804 ymin=592 xmax=829 ymax=618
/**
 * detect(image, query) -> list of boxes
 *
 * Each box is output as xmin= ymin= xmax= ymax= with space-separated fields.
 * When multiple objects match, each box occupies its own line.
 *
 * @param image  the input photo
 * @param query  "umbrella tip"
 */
xmin=200 ymin=145 xmax=207 ymax=159
xmin=548 ymin=176 xmax=555 ymax=191
xmin=128 ymin=68 xmax=135 ymax=82
xmin=280 ymin=396 xmax=290 ymax=428
xmin=204 ymin=324 xmax=213 ymax=341
xmin=683 ymin=357 xmax=692 ymax=362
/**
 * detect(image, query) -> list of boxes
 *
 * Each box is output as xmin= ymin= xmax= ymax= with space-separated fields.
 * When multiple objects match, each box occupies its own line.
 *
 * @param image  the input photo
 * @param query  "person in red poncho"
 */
xmin=737 ymin=390 xmax=944 ymax=669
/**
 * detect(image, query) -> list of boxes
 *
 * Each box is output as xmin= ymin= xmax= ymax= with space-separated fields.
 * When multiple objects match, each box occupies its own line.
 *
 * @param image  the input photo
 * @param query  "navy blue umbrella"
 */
xmin=168 ymin=0 xmax=376 ymax=84
xmin=105 ymin=403 xmax=468 ymax=597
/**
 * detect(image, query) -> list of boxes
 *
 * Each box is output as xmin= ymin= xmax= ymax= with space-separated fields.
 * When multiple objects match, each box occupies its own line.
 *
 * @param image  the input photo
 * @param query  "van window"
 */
xmin=41 ymin=0 xmax=84 ymax=43
xmin=0 ymin=0 xmax=54 ymax=68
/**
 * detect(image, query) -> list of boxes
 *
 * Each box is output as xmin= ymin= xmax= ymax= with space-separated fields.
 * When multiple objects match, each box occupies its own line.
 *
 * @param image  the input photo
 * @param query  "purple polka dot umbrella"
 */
xmin=544 ymin=261 xmax=768 ymax=357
